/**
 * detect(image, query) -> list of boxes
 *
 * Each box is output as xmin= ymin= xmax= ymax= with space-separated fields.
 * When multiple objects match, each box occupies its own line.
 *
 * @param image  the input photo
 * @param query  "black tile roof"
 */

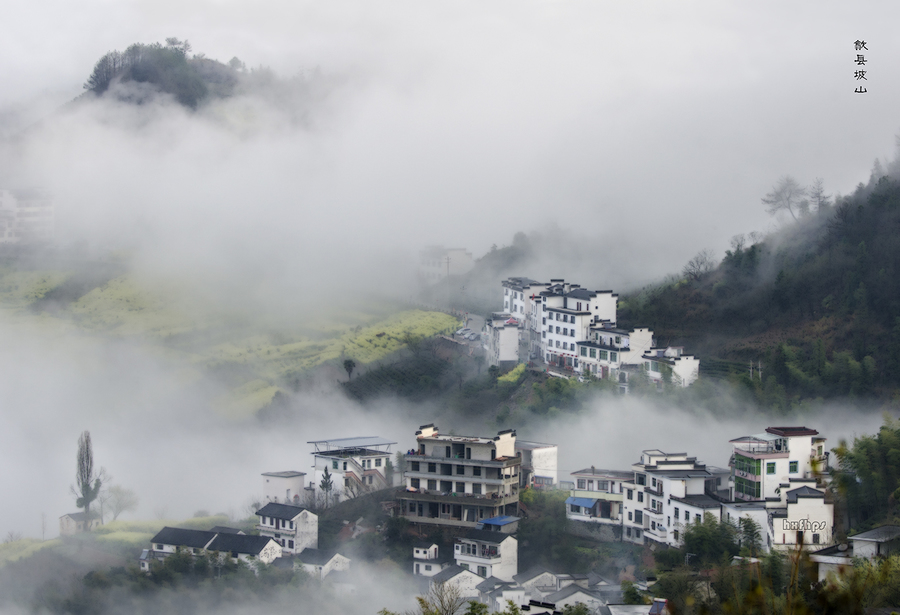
xmin=209 ymin=526 xmax=244 ymax=534
xmin=513 ymin=566 xmax=555 ymax=584
xmin=150 ymin=527 xmax=217 ymax=549
xmin=208 ymin=533 xmax=274 ymax=556
xmin=256 ymin=502 xmax=309 ymax=520
xmin=430 ymin=565 xmax=479 ymax=583
xmin=670 ymin=494 xmax=722 ymax=509
xmin=851 ymin=525 xmax=900 ymax=542
xmin=461 ymin=529 xmax=513 ymax=544
xmin=786 ymin=485 xmax=824 ymax=503
xmin=297 ymin=548 xmax=338 ymax=566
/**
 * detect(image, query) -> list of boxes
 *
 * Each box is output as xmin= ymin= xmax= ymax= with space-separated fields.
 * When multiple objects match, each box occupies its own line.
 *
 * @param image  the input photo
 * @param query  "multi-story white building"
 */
xmin=262 ymin=471 xmax=307 ymax=505
xmin=729 ymin=427 xmax=828 ymax=502
xmin=565 ymin=468 xmax=632 ymax=536
xmin=308 ymin=436 xmax=395 ymax=503
xmin=516 ymin=441 xmax=558 ymax=489
xmin=621 ymin=450 xmax=729 ymax=548
xmin=454 ymin=530 xmax=518 ymax=581
xmin=539 ymin=282 xmax=617 ymax=371
xmin=255 ymin=502 xmax=318 ymax=555
xmin=483 ymin=313 xmax=520 ymax=369
xmin=502 ymin=277 xmax=550 ymax=359
xmin=499 ymin=277 xmax=700 ymax=389
xmin=399 ymin=424 xmax=521 ymax=528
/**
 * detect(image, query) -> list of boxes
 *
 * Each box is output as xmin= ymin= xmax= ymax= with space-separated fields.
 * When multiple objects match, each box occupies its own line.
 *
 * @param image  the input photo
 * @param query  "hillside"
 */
xmin=619 ymin=166 xmax=900 ymax=407
xmin=0 ymin=258 xmax=460 ymax=417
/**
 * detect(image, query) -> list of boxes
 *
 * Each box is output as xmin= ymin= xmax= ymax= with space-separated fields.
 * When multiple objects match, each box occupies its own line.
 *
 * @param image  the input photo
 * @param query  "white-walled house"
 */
xmin=721 ymin=501 xmax=771 ymax=549
xmin=566 ymin=468 xmax=632 ymax=540
xmin=59 ymin=512 xmax=100 ymax=536
xmin=454 ymin=530 xmax=518 ymax=581
xmin=413 ymin=542 xmax=453 ymax=577
xmin=309 ymin=436 xmax=396 ymax=503
xmin=811 ymin=526 xmax=900 ymax=583
xmin=484 ymin=313 xmax=520 ymax=369
xmin=400 ymin=424 xmax=521 ymax=529
xmin=502 ymin=277 xmax=551 ymax=360
xmin=296 ymin=548 xmax=351 ymax=580
xmin=255 ymin=502 xmax=318 ymax=555
xmin=516 ymin=441 xmax=558 ymax=489
xmin=143 ymin=526 xmax=282 ymax=571
xmin=262 ymin=471 xmax=306 ymax=505
xmin=641 ymin=347 xmax=700 ymax=388
xmin=621 ymin=450 xmax=729 ymax=547
xmin=767 ymin=479 xmax=833 ymax=551
xmin=429 ymin=565 xmax=485 ymax=599
xmin=730 ymin=427 xmax=828 ymax=502
xmin=208 ymin=533 xmax=283 ymax=565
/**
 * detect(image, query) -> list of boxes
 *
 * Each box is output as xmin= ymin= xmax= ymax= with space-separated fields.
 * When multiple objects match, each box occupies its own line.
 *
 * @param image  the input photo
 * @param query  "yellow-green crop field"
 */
xmin=0 ymin=268 xmax=461 ymax=417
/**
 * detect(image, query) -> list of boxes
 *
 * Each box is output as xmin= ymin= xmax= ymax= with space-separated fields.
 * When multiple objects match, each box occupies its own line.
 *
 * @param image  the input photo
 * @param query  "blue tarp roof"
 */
xmin=480 ymin=515 xmax=520 ymax=526
xmin=565 ymin=497 xmax=598 ymax=508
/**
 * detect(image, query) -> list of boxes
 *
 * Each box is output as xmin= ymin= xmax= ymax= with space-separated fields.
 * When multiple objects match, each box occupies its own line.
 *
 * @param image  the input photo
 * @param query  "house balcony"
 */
xmin=571 ymin=489 xmax=623 ymax=502
xmin=734 ymin=491 xmax=760 ymax=502
xmin=404 ymin=453 xmax=522 ymax=468
xmin=456 ymin=550 xmax=501 ymax=563
xmin=400 ymin=490 xmax=518 ymax=507
xmin=404 ymin=471 xmax=518 ymax=485
xmin=645 ymin=484 xmax=663 ymax=497
xmin=644 ymin=507 xmax=664 ymax=520
xmin=733 ymin=469 xmax=761 ymax=481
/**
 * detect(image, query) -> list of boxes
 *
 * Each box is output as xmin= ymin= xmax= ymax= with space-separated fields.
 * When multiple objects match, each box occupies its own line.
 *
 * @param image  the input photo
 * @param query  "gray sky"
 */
xmin=2 ymin=0 xmax=899 ymax=277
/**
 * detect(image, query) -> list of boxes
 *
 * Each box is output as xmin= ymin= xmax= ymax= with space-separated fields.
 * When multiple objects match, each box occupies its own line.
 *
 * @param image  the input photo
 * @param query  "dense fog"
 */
xmin=1 ymin=1 xmax=899 ymax=612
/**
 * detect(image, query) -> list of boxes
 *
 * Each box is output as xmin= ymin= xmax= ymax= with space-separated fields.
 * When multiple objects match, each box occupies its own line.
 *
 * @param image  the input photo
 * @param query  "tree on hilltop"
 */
xmin=762 ymin=176 xmax=807 ymax=221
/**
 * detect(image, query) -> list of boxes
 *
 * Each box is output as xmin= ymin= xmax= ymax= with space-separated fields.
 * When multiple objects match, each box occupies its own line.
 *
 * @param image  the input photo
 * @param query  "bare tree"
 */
xmin=415 ymin=581 xmax=467 ymax=615
xmin=108 ymin=486 xmax=139 ymax=521
xmin=71 ymin=431 xmax=104 ymax=529
xmin=682 ymin=249 xmax=717 ymax=281
xmin=3 ymin=531 xmax=23 ymax=544
xmin=730 ymin=234 xmax=746 ymax=252
xmin=762 ymin=176 xmax=807 ymax=221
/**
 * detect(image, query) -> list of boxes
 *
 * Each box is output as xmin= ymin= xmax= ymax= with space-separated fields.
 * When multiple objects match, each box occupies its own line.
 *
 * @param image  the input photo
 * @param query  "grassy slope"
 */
xmin=0 ymin=267 xmax=460 ymax=417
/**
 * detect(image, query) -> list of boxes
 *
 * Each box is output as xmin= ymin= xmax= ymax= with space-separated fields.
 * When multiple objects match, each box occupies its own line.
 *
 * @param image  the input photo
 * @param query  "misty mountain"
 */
xmin=619 ymin=158 xmax=900 ymax=406
xmin=77 ymin=38 xmax=329 ymax=114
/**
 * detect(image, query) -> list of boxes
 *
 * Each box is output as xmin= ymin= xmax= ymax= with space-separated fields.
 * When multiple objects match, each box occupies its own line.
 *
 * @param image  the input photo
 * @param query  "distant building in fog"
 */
xmin=59 ymin=512 xmax=100 ymax=535
xmin=0 ymin=189 xmax=54 ymax=244
xmin=418 ymin=247 xmax=475 ymax=284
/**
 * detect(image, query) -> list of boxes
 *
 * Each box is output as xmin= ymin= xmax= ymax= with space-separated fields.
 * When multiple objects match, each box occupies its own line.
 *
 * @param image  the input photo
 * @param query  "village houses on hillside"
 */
xmin=487 ymin=277 xmax=700 ymax=391
xmin=131 ymin=419 xmax=877 ymax=612
xmin=566 ymin=425 xmax=836 ymax=554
